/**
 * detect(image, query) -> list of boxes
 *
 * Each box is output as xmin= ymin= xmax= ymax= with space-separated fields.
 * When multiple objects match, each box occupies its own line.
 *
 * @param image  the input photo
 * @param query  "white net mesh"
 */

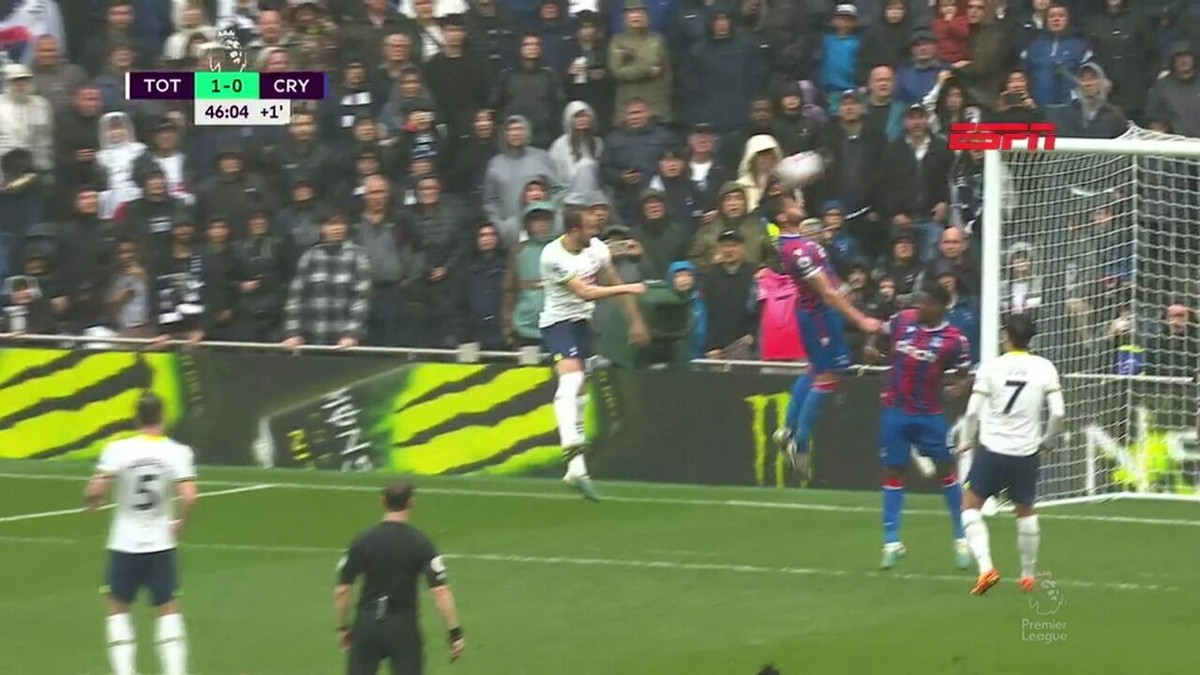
xmin=994 ymin=126 xmax=1200 ymax=503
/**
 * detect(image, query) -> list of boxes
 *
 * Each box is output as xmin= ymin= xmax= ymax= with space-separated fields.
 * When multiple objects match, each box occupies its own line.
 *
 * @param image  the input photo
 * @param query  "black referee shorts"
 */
xmin=347 ymin=611 xmax=424 ymax=675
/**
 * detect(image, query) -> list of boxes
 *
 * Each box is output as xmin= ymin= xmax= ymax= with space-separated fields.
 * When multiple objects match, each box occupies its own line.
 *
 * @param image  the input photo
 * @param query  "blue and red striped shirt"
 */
xmin=882 ymin=309 xmax=971 ymax=414
xmin=780 ymin=234 xmax=840 ymax=312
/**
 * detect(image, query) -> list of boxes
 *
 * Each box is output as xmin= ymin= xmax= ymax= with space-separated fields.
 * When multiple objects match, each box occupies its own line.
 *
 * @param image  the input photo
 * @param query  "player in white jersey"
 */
xmin=539 ymin=203 xmax=648 ymax=500
xmin=956 ymin=315 xmax=1065 ymax=596
xmin=84 ymin=392 xmax=198 ymax=675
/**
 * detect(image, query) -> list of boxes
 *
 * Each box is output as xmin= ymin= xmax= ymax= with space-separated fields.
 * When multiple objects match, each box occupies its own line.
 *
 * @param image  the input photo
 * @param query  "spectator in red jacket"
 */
xmin=933 ymin=0 xmax=970 ymax=64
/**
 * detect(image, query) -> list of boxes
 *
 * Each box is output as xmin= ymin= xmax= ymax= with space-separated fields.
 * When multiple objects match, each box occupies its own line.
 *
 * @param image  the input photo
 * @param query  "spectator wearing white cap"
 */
xmin=0 ymin=63 xmax=53 ymax=178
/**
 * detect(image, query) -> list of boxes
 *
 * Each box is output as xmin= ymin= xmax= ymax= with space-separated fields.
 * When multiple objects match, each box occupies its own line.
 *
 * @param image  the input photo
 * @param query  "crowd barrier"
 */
xmin=0 ymin=336 xmax=1194 ymax=496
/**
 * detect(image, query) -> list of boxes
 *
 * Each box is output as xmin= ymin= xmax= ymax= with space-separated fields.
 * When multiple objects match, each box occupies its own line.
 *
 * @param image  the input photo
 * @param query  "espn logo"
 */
xmin=948 ymin=122 xmax=1057 ymax=152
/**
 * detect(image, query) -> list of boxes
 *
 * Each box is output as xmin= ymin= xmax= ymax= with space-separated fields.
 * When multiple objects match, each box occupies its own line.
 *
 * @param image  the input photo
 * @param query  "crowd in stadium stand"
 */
xmin=0 ymin=0 xmax=1196 ymax=370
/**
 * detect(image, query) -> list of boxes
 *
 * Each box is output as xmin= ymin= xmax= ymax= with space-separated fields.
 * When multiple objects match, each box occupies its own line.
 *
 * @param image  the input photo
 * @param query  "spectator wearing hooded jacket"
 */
xmin=647 ymin=145 xmax=702 ymax=229
xmin=422 ymin=14 xmax=493 ymax=140
xmin=1057 ymin=62 xmax=1128 ymax=139
xmin=549 ymin=100 xmax=605 ymax=198
xmin=772 ymin=82 xmax=824 ymax=156
xmin=632 ymin=188 xmax=690 ymax=278
xmin=665 ymin=259 xmax=706 ymax=362
xmin=932 ymin=260 xmax=981 ymax=363
xmin=1021 ymin=4 xmax=1092 ymax=109
xmin=116 ymin=164 xmax=184 ymax=264
xmin=404 ymin=174 xmax=473 ymax=347
xmin=735 ymin=134 xmax=787 ymax=213
xmin=195 ymin=146 xmax=274 ymax=241
xmin=684 ymin=4 xmax=761 ymax=135
xmin=821 ymin=4 xmax=862 ymax=104
xmin=465 ymin=222 xmax=508 ymax=350
xmin=491 ymin=33 xmax=565 ymax=148
xmin=0 ymin=65 xmax=54 ymax=178
xmin=610 ymin=0 xmax=673 ymax=121
xmin=1146 ymin=41 xmax=1200 ymax=138
xmin=1085 ymin=0 xmax=1154 ymax=124
xmin=689 ymin=182 xmax=775 ymax=270
xmin=501 ymin=201 xmax=557 ymax=346
xmin=231 ymin=205 xmax=288 ymax=342
xmin=483 ymin=115 xmax=561 ymax=246
xmin=857 ymin=0 xmax=914 ymax=82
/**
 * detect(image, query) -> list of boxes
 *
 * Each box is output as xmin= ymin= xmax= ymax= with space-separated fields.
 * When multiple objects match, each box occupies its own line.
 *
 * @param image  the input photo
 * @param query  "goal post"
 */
xmin=980 ymin=126 xmax=1200 ymax=505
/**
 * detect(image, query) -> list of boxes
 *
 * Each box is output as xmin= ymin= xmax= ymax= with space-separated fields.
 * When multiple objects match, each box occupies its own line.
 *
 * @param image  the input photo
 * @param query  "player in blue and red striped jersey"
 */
xmin=868 ymin=284 xmax=973 ymax=570
xmin=774 ymin=212 xmax=883 ymax=478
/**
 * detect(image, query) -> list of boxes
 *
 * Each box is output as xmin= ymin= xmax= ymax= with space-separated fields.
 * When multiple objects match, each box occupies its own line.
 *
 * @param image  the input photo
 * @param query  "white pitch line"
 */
xmin=2 ymin=472 xmax=1199 ymax=528
xmin=0 ymin=534 xmax=1177 ymax=594
xmin=0 ymin=484 xmax=272 ymax=524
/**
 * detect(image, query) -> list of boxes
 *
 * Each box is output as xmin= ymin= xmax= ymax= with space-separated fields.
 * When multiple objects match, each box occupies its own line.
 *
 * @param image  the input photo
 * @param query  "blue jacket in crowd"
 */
xmin=1022 ymin=34 xmax=1093 ymax=107
xmin=895 ymin=61 xmax=944 ymax=105
xmin=946 ymin=295 xmax=981 ymax=364
xmin=821 ymin=31 xmax=861 ymax=100
xmin=667 ymin=260 xmax=706 ymax=360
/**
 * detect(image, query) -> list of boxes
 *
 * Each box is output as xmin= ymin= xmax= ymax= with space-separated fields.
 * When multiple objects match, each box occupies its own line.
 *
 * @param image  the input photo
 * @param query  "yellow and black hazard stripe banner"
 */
xmin=0 ymin=348 xmax=182 ymax=461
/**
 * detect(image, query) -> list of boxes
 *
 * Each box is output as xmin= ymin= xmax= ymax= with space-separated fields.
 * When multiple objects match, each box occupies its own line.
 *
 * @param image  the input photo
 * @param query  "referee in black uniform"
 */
xmin=334 ymin=479 xmax=465 ymax=674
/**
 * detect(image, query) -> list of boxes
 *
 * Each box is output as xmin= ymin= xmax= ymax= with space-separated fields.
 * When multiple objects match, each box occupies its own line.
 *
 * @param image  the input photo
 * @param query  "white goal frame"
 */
xmin=982 ymin=134 xmax=1200 ymax=506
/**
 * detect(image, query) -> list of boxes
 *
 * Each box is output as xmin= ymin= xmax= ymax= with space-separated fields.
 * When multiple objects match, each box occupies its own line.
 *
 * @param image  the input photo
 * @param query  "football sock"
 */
xmin=566 ymin=454 xmax=589 ymax=480
xmin=553 ymin=371 xmax=585 ymax=448
xmin=106 ymin=613 xmax=136 ymax=675
xmin=882 ymin=475 xmax=905 ymax=545
xmin=941 ymin=473 xmax=965 ymax=540
xmin=961 ymin=508 xmax=994 ymax=572
xmin=1017 ymin=515 xmax=1040 ymax=578
xmin=794 ymin=382 xmax=833 ymax=452
xmin=784 ymin=374 xmax=812 ymax=436
xmin=575 ymin=393 xmax=588 ymax=440
xmin=156 ymin=613 xmax=188 ymax=675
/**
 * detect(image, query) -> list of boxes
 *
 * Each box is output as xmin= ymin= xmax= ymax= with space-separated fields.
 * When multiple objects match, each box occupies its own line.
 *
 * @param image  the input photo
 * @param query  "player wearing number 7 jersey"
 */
xmin=958 ymin=314 xmax=1065 ymax=596
xmin=84 ymin=392 xmax=198 ymax=675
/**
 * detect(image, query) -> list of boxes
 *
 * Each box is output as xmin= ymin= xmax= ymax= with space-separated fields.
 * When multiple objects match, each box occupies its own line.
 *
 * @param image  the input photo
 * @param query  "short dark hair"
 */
xmin=136 ymin=391 xmax=164 ymax=427
xmin=383 ymin=479 xmax=414 ymax=511
xmin=1005 ymin=313 xmax=1037 ymax=350
xmin=923 ymin=282 xmax=952 ymax=307
xmin=562 ymin=206 xmax=585 ymax=232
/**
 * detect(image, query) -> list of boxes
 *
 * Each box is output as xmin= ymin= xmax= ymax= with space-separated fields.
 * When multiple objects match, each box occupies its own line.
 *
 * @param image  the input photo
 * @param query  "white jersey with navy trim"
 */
xmin=96 ymin=435 xmax=196 ymax=553
xmin=972 ymin=351 xmax=1063 ymax=457
xmin=538 ymin=236 xmax=612 ymax=328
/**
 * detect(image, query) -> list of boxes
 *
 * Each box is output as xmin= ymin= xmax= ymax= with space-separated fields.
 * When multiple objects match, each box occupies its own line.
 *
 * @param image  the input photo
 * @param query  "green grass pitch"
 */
xmin=0 ymin=459 xmax=1197 ymax=674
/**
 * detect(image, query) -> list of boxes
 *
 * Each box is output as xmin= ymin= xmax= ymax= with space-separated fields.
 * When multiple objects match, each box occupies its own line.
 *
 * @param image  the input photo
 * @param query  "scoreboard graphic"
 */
xmin=125 ymin=70 xmax=325 ymax=126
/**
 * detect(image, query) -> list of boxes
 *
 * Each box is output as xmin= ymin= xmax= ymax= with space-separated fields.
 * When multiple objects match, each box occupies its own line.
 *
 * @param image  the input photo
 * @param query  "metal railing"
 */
xmin=0 ymin=333 xmax=1194 ymax=384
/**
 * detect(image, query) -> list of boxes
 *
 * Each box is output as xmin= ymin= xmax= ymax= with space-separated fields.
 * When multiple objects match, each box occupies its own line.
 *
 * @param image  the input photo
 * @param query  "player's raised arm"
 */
xmin=563 ymin=274 xmax=646 ymax=301
xmin=805 ymin=269 xmax=881 ymax=334
xmin=597 ymin=263 xmax=650 ymax=345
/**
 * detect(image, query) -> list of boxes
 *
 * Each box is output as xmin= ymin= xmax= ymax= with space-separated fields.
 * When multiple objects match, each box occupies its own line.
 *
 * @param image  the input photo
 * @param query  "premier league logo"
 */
xmin=209 ymin=29 xmax=247 ymax=72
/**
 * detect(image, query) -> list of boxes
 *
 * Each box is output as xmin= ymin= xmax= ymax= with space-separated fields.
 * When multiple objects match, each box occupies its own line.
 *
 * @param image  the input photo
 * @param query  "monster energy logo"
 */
xmin=746 ymin=392 xmax=795 ymax=488
xmin=0 ymin=348 xmax=182 ymax=460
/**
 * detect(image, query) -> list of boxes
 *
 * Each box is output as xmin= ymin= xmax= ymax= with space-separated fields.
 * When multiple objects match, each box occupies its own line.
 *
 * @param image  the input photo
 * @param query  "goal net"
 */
xmin=982 ymin=125 xmax=1200 ymax=505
